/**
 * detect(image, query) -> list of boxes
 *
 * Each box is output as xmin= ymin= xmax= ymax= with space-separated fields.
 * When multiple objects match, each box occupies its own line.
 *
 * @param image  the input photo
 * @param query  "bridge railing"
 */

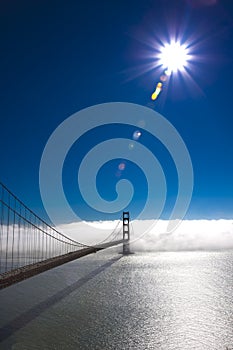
xmin=0 ymin=182 xmax=86 ymax=274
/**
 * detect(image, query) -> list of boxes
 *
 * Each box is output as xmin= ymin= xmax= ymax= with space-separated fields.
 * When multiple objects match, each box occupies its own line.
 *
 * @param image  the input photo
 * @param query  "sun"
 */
xmin=158 ymin=41 xmax=190 ymax=73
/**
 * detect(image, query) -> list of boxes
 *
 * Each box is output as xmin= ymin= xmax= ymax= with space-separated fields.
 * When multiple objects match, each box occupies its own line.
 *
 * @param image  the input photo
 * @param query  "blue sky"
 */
xmin=0 ymin=0 xmax=232 ymax=223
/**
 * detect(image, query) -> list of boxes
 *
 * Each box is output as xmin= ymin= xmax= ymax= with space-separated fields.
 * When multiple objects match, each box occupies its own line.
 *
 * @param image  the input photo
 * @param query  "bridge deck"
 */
xmin=0 ymin=239 xmax=124 ymax=290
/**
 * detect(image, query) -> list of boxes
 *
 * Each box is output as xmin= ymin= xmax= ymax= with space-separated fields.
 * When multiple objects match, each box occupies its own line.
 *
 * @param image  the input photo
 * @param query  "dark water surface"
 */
xmin=0 ymin=250 xmax=233 ymax=349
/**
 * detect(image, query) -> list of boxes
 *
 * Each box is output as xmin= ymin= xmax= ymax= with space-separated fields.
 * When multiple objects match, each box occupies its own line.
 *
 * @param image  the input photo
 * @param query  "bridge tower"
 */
xmin=123 ymin=211 xmax=131 ymax=255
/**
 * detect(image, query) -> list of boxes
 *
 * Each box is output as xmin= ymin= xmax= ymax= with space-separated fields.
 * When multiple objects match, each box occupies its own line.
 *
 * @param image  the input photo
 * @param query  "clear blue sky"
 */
xmin=0 ymin=0 xmax=232 ymax=222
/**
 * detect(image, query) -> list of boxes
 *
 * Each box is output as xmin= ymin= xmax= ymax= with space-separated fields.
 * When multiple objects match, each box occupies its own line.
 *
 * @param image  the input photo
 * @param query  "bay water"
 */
xmin=0 ymin=249 xmax=233 ymax=349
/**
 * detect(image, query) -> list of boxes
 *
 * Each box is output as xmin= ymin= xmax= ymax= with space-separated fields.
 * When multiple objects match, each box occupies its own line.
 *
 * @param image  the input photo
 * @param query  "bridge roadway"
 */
xmin=0 ymin=239 xmax=125 ymax=290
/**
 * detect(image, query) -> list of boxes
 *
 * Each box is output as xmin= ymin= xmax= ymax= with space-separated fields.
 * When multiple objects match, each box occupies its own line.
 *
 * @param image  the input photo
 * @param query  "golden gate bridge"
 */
xmin=0 ymin=182 xmax=131 ymax=289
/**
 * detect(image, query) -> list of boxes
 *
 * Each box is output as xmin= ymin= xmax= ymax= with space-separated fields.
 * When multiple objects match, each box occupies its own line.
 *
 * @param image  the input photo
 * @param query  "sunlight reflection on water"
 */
xmin=0 ymin=250 xmax=233 ymax=349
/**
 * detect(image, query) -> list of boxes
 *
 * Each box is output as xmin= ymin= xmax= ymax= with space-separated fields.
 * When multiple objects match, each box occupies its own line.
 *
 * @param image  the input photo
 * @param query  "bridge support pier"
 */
xmin=123 ymin=211 xmax=131 ymax=255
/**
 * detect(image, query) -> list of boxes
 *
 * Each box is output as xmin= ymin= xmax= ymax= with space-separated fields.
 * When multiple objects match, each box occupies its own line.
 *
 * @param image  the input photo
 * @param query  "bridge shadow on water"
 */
xmin=0 ymin=255 xmax=122 ymax=343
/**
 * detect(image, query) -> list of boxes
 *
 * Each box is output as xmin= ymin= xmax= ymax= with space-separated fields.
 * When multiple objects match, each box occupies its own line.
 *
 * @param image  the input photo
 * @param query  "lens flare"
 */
xmin=151 ymin=80 xmax=164 ymax=101
xmin=133 ymin=130 xmax=142 ymax=140
xmin=118 ymin=162 xmax=126 ymax=171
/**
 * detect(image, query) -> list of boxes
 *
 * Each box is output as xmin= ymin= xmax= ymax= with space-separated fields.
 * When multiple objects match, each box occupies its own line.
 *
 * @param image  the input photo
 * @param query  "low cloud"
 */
xmin=0 ymin=219 xmax=232 ymax=253
xmin=58 ymin=219 xmax=233 ymax=251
